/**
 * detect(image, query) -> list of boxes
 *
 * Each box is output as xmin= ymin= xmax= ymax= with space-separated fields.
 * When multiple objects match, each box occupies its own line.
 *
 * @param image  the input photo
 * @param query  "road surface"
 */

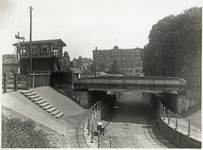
xmin=102 ymin=91 xmax=178 ymax=148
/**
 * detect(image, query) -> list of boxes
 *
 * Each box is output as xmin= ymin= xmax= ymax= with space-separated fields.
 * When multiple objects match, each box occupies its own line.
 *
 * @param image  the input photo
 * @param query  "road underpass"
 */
xmin=101 ymin=90 xmax=178 ymax=148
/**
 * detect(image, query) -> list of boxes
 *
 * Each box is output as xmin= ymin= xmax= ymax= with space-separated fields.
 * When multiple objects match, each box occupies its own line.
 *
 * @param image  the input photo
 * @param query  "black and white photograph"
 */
xmin=0 ymin=0 xmax=202 ymax=148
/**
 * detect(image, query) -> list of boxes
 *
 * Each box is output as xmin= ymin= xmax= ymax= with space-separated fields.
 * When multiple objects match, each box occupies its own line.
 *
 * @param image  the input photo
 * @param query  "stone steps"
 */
xmin=55 ymin=112 xmax=64 ymax=118
xmin=51 ymin=109 xmax=60 ymax=116
xmin=19 ymin=89 xmax=64 ymax=119
xmin=47 ymin=107 xmax=57 ymax=113
xmin=43 ymin=104 xmax=53 ymax=110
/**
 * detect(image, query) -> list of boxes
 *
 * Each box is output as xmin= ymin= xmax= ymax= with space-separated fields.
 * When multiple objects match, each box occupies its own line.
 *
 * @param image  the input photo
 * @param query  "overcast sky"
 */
xmin=0 ymin=0 xmax=202 ymax=60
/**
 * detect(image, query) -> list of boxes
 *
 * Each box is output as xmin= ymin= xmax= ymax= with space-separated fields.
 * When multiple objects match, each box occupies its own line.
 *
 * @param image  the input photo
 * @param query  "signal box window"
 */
xmin=41 ymin=45 xmax=49 ymax=55
xmin=32 ymin=45 xmax=38 ymax=56
xmin=21 ymin=46 xmax=28 ymax=56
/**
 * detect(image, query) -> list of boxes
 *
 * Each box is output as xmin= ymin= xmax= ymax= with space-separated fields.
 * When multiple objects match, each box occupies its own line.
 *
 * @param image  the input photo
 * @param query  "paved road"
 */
xmin=102 ymin=91 xmax=178 ymax=148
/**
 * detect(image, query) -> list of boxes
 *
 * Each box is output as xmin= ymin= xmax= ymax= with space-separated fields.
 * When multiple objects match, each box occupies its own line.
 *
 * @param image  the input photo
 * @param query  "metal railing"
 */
xmin=159 ymin=103 xmax=201 ymax=138
xmin=86 ymin=100 xmax=119 ymax=148
xmin=97 ymin=131 xmax=119 ymax=148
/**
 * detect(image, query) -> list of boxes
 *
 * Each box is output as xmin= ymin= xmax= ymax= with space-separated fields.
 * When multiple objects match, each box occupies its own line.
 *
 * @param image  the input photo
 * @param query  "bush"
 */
xmin=2 ymin=116 xmax=52 ymax=148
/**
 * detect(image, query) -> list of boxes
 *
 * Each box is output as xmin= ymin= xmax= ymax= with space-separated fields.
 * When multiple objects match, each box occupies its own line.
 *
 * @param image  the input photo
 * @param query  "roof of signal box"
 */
xmin=13 ymin=39 xmax=66 ymax=46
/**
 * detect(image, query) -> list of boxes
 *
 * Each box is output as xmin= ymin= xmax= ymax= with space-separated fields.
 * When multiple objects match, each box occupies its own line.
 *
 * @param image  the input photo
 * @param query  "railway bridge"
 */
xmin=74 ymin=76 xmax=187 ymax=94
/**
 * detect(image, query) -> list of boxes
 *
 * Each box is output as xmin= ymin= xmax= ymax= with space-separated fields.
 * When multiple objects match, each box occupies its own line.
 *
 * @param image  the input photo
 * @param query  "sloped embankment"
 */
xmin=2 ymin=106 xmax=64 ymax=148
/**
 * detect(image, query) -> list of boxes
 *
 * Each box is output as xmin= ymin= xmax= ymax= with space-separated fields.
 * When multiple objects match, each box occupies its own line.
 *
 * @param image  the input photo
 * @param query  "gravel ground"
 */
xmin=102 ymin=91 xmax=177 ymax=148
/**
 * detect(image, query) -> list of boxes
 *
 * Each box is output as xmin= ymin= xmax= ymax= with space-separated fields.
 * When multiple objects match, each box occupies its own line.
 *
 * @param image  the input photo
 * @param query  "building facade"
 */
xmin=93 ymin=46 xmax=143 ymax=76
xmin=13 ymin=39 xmax=66 ymax=74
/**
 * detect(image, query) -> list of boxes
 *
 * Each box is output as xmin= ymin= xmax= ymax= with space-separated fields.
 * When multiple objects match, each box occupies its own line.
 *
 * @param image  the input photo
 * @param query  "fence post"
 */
xmin=26 ymin=74 xmax=29 ymax=89
xmin=187 ymin=118 xmax=191 ymax=136
xmin=163 ymin=107 xmax=166 ymax=120
xmin=109 ymin=139 xmax=112 ymax=148
xmin=98 ymin=130 xmax=101 ymax=148
xmin=159 ymin=103 xmax=162 ymax=113
xmin=32 ymin=73 xmax=35 ymax=88
xmin=87 ymin=114 xmax=90 ymax=129
xmin=90 ymin=106 xmax=93 ymax=118
xmin=90 ymin=124 xmax=94 ymax=143
xmin=175 ymin=113 xmax=178 ymax=130
xmin=71 ymin=71 xmax=74 ymax=90
xmin=3 ymin=72 xmax=7 ymax=93
xmin=87 ymin=117 xmax=90 ymax=135
xmin=168 ymin=110 xmax=170 ymax=125
xmin=14 ymin=73 xmax=17 ymax=91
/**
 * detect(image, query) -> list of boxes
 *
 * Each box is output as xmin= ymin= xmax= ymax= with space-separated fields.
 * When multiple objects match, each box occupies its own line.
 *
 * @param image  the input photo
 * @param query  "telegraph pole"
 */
xmin=29 ymin=6 xmax=33 ymax=71
xmin=15 ymin=32 xmax=25 ymax=74
xmin=94 ymin=47 xmax=97 ymax=77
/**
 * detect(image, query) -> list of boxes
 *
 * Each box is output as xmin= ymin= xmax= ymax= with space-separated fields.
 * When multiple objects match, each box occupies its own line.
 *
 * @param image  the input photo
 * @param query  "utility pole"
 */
xmin=94 ymin=47 xmax=97 ymax=77
xmin=15 ymin=32 xmax=25 ymax=74
xmin=29 ymin=6 xmax=33 ymax=71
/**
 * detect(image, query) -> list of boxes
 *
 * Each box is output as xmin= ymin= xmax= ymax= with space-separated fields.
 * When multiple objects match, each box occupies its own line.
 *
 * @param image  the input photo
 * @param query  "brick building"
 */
xmin=93 ymin=46 xmax=143 ymax=76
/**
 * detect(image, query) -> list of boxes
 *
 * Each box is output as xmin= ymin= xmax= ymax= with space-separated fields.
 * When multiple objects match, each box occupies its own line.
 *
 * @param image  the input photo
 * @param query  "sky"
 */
xmin=0 ymin=0 xmax=202 ymax=60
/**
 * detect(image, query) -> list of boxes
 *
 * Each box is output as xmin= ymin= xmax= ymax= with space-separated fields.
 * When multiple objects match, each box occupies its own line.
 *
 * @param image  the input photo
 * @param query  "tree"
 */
xmin=143 ymin=7 xmax=201 ymax=77
xmin=62 ymin=51 xmax=70 ymax=71
xmin=111 ymin=60 xmax=120 ymax=74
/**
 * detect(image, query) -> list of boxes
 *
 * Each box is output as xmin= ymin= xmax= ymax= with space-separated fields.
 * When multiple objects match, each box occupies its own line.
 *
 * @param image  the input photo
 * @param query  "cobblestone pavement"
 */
xmin=102 ymin=91 xmax=178 ymax=148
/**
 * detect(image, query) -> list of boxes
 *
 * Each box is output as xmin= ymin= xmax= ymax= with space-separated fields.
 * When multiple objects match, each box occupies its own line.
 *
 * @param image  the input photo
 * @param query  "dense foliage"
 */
xmin=143 ymin=7 xmax=201 ymax=77
xmin=62 ymin=51 xmax=70 ymax=71
xmin=2 ymin=116 xmax=52 ymax=148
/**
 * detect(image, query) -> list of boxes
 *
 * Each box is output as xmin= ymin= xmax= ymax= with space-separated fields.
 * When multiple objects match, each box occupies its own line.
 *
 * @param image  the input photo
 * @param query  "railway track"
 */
xmin=76 ymin=114 xmax=89 ymax=148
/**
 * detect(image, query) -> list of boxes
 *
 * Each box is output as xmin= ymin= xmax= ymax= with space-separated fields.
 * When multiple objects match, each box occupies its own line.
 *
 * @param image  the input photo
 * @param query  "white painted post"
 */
xmin=168 ymin=110 xmax=170 ymax=125
xmin=187 ymin=118 xmax=191 ymax=136
xmin=175 ymin=113 xmax=178 ymax=130
xmin=98 ymin=130 xmax=101 ymax=148
xmin=163 ymin=107 xmax=166 ymax=120
xmin=90 ymin=124 xmax=94 ymax=143
xmin=109 ymin=139 xmax=112 ymax=148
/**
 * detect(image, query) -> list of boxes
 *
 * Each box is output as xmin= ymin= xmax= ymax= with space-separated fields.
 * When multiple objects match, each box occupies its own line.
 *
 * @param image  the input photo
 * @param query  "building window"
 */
xmin=135 ymin=69 xmax=140 ymax=73
xmin=21 ymin=46 xmax=28 ymax=56
xmin=41 ymin=45 xmax=49 ymax=55
xmin=32 ymin=45 xmax=38 ymax=56
xmin=130 ymin=57 xmax=132 ymax=60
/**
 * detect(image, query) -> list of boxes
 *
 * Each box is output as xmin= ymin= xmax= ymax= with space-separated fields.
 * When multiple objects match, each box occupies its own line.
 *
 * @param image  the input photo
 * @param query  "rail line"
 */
xmin=76 ymin=113 xmax=89 ymax=148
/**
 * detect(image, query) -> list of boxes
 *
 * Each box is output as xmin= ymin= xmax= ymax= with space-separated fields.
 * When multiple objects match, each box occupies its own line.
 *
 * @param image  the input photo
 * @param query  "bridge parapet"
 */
xmin=74 ymin=76 xmax=187 ymax=92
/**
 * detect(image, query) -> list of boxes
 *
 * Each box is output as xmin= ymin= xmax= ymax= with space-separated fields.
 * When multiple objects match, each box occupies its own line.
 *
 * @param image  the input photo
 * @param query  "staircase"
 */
xmin=57 ymin=57 xmax=64 ymax=71
xmin=19 ymin=90 xmax=64 ymax=119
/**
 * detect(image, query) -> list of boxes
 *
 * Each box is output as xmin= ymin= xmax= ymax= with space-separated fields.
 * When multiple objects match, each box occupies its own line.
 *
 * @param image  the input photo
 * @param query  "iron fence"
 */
xmin=86 ymin=100 xmax=119 ymax=148
xmin=159 ymin=103 xmax=201 ymax=138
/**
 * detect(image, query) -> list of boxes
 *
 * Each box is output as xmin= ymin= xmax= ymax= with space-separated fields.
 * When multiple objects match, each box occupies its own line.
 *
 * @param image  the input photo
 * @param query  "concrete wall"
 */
xmin=148 ymin=93 xmax=201 ymax=148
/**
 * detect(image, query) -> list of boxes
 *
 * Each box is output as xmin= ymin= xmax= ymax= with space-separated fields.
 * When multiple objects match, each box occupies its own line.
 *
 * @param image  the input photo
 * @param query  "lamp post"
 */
xmin=29 ymin=6 xmax=33 ymax=71
xmin=15 ymin=32 xmax=25 ymax=74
